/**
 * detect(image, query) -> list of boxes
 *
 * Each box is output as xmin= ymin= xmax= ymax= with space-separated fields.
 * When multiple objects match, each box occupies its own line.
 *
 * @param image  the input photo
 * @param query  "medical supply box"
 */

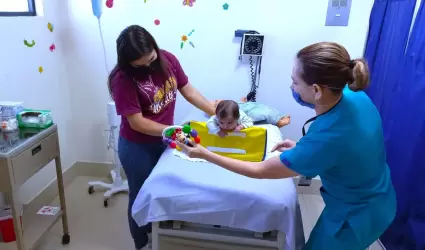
xmin=17 ymin=109 xmax=53 ymax=129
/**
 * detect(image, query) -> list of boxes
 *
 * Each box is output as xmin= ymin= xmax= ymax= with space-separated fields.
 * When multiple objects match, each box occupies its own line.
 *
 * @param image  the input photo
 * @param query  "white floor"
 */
xmin=1 ymin=176 xmax=385 ymax=250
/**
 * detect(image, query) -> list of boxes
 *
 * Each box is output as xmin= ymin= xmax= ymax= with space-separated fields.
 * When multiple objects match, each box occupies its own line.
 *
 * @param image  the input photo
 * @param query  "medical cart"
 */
xmin=0 ymin=124 xmax=70 ymax=250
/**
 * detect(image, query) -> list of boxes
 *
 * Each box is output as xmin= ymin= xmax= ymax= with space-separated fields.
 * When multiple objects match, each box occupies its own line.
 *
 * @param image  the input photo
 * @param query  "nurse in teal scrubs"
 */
xmin=177 ymin=42 xmax=397 ymax=249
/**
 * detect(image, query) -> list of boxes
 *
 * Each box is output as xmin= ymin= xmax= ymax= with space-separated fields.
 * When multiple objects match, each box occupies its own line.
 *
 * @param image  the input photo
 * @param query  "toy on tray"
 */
xmin=162 ymin=124 xmax=201 ymax=151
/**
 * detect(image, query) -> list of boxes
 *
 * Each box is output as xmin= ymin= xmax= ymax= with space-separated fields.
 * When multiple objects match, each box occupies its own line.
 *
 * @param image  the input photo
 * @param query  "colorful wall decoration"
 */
xmin=183 ymin=0 xmax=196 ymax=7
xmin=180 ymin=29 xmax=196 ymax=49
xmin=24 ymin=39 xmax=36 ymax=47
xmin=106 ymin=0 xmax=113 ymax=8
xmin=47 ymin=22 xmax=54 ymax=32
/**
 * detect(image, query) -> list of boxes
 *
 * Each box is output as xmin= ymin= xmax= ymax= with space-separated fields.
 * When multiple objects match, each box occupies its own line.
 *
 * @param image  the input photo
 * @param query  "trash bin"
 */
xmin=0 ymin=206 xmax=22 ymax=243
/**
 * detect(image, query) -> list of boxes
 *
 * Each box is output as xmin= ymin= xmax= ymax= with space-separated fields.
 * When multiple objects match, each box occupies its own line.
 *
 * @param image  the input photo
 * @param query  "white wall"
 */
xmin=1 ymin=0 xmax=421 ymax=204
xmin=64 ymin=0 xmax=374 ymax=163
xmin=0 ymin=0 xmax=76 ymax=203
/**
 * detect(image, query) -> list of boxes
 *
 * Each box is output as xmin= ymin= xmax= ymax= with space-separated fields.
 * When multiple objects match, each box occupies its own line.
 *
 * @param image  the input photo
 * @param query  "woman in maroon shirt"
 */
xmin=108 ymin=25 xmax=215 ymax=250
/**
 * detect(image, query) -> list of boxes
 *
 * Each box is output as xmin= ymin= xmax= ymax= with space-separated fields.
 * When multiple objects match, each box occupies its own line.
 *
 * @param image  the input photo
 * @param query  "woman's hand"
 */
xmin=271 ymin=139 xmax=296 ymax=152
xmin=176 ymin=139 xmax=209 ymax=159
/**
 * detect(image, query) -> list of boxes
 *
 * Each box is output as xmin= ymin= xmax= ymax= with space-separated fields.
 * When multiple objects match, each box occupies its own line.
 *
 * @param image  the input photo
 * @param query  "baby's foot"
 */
xmin=277 ymin=116 xmax=291 ymax=128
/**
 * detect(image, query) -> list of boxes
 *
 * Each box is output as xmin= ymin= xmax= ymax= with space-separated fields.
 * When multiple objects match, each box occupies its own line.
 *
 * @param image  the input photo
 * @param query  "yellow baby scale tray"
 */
xmin=189 ymin=121 xmax=267 ymax=162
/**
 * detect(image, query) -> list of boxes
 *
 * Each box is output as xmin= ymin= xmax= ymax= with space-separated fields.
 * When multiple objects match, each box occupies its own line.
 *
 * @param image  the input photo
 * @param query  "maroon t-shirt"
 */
xmin=111 ymin=50 xmax=188 ymax=143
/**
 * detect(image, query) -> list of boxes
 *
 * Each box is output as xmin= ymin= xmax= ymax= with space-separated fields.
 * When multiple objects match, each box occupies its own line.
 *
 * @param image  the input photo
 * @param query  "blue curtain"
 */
xmin=364 ymin=0 xmax=425 ymax=249
xmin=396 ymin=1 xmax=425 ymax=248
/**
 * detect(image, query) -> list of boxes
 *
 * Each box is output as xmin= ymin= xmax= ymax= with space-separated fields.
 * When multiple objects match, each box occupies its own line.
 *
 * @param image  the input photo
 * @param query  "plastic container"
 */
xmin=0 ymin=102 xmax=24 ymax=118
xmin=2 ymin=130 xmax=19 ymax=143
xmin=0 ymin=206 xmax=22 ymax=243
xmin=17 ymin=109 xmax=53 ymax=129
xmin=1 ymin=116 xmax=18 ymax=133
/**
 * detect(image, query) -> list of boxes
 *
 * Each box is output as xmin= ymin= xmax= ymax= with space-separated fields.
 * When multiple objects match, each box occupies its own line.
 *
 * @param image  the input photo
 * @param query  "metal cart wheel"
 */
xmin=62 ymin=233 xmax=70 ymax=245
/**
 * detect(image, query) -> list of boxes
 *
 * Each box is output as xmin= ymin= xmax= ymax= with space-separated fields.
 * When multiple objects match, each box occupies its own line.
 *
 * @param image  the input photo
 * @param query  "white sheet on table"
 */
xmin=172 ymin=149 xmax=207 ymax=162
xmin=132 ymin=112 xmax=305 ymax=250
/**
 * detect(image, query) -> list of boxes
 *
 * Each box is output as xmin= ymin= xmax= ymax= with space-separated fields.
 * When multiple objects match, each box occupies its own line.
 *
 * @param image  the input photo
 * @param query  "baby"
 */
xmin=210 ymin=98 xmax=291 ymax=128
xmin=207 ymin=100 xmax=254 ymax=137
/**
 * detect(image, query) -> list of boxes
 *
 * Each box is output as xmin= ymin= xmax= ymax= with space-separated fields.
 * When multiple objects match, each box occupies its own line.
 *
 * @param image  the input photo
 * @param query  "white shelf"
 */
xmin=0 ymin=207 xmax=62 ymax=250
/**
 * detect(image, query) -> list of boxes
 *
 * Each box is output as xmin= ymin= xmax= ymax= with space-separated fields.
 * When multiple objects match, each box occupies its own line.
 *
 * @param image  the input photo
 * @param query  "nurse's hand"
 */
xmin=176 ymin=139 xmax=209 ymax=159
xmin=271 ymin=139 xmax=296 ymax=152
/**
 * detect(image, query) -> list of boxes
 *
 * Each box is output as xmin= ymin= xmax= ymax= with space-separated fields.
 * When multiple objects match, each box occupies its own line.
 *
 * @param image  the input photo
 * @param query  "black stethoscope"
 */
xmin=302 ymin=116 xmax=318 ymax=137
xmin=301 ymin=96 xmax=344 ymax=137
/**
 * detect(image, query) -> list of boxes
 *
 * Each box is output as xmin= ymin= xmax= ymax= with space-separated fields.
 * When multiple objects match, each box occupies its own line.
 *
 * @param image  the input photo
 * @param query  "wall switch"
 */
xmin=325 ymin=0 xmax=352 ymax=26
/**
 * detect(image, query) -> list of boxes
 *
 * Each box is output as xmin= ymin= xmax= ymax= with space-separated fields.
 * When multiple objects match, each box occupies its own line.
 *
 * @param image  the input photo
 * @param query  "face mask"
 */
xmin=291 ymin=86 xmax=315 ymax=109
xmin=131 ymin=65 xmax=153 ymax=75
xmin=140 ymin=67 xmax=154 ymax=75
xmin=130 ymin=58 xmax=159 ymax=75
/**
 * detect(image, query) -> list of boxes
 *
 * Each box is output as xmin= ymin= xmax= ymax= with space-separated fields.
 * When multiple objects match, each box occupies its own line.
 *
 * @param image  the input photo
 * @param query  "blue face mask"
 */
xmin=291 ymin=87 xmax=315 ymax=109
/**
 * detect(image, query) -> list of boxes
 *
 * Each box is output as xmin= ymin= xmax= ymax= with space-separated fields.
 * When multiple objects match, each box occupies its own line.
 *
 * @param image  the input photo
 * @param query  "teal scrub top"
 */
xmin=280 ymin=87 xmax=397 ymax=244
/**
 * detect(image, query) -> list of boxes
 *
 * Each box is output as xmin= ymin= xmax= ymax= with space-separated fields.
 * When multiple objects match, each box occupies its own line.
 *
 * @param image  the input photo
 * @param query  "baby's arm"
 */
xmin=206 ymin=115 xmax=222 ymax=134
xmin=239 ymin=110 xmax=254 ymax=128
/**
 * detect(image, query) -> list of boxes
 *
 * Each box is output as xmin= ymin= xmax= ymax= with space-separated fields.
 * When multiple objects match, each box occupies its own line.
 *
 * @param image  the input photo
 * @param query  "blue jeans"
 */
xmin=118 ymin=136 xmax=166 ymax=249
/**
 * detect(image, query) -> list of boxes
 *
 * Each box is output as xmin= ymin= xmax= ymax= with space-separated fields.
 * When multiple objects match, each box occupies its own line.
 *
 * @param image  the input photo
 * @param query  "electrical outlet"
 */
xmin=325 ymin=0 xmax=352 ymax=26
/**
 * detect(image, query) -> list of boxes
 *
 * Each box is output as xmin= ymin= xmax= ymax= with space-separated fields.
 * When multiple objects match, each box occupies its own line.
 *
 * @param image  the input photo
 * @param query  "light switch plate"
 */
xmin=325 ymin=0 xmax=352 ymax=26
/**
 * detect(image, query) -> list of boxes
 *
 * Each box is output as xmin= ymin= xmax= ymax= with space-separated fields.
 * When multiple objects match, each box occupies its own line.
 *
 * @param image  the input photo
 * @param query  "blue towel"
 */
xmin=237 ymin=102 xmax=285 ymax=125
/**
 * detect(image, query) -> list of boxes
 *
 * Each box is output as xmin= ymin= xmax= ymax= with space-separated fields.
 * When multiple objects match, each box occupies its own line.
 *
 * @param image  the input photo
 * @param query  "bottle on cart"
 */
xmin=0 ymin=102 xmax=24 ymax=133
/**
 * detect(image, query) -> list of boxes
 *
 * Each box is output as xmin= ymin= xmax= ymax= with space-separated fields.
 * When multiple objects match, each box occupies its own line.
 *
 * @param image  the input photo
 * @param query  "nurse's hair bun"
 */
xmin=297 ymin=42 xmax=370 ymax=93
xmin=348 ymin=59 xmax=370 ymax=92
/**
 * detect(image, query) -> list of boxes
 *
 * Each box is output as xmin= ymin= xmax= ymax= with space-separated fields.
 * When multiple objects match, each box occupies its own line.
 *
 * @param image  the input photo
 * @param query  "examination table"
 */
xmin=132 ymin=111 xmax=304 ymax=250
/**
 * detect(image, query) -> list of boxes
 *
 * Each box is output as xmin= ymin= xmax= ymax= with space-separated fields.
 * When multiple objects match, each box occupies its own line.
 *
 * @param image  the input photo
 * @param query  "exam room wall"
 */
xmin=0 ymin=0 xmax=77 ymax=204
xmin=64 ymin=0 xmax=374 ymax=163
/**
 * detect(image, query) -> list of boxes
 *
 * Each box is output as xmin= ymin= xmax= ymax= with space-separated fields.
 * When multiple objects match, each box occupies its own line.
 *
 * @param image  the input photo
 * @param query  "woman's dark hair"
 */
xmin=216 ymin=100 xmax=240 ymax=120
xmin=296 ymin=42 xmax=370 ymax=93
xmin=107 ymin=25 xmax=168 ymax=99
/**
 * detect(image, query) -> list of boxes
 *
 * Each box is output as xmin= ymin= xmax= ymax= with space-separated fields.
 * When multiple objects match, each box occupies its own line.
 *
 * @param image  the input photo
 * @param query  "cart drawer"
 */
xmin=11 ymin=132 xmax=58 ymax=186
